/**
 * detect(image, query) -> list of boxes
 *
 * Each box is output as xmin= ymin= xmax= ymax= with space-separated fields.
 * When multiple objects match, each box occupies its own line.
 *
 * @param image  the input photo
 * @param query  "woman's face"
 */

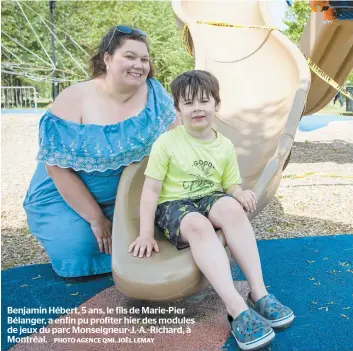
xmin=106 ymin=39 xmax=150 ymax=87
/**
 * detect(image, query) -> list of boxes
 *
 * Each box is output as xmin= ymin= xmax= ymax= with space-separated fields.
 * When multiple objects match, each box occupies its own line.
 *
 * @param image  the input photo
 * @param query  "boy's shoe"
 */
xmin=247 ymin=293 xmax=295 ymax=329
xmin=227 ymin=308 xmax=275 ymax=351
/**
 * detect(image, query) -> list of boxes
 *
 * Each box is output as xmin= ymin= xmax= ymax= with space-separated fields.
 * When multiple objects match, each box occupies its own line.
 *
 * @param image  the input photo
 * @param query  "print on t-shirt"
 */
xmin=183 ymin=160 xmax=217 ymax=199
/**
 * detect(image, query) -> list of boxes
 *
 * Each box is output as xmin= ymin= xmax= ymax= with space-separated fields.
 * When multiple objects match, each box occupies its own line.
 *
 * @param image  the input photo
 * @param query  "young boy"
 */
xmin=129 ymin=70 xmax=294 ymax=350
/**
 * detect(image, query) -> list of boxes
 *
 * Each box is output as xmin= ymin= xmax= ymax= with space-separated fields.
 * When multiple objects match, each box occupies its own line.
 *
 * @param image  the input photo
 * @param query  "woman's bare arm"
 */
xmin=50 ymin=84 xmax=83 ymax=123
xmin=46 ymin=165 xmax=104 ymax=223
xmin=46 ymin=84 xmax=112 ymax=254
xmin=47 ymin=84 xmax=103 ymax=222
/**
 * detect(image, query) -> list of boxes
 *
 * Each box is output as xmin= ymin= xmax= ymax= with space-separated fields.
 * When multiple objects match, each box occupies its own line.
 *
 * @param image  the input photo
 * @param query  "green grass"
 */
xmin=37 ymin=98 xmax=51 ymax=103
xmin=316 ymin=103 xmax=352 ymax=116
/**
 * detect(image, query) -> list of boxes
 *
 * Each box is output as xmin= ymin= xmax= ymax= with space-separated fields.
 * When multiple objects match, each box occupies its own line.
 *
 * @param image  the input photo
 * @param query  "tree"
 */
xmin=1 ymin=1 xmax=193 ymax=97
xmin=284 ymin=0 xmax=311 ymax=44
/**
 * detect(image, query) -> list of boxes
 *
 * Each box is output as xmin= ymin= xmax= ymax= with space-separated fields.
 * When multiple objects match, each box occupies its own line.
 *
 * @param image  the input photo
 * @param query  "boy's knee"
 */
xmin=215 ymin=197 xmax=244 ymax=218
xmin=180 ymin=212 xmax=212 ymax=238
xmin=226 ymin=199 xmax=244 ymax=216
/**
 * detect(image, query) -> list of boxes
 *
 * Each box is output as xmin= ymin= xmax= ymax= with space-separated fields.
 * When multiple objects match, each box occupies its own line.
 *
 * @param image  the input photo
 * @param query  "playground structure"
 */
xmin=1 ymin=86 xmax=38 ymax=109
xmin=117 ymin=1 xmax=352 ymax=301
xmin=310 ymin=0 xmax=353 ymax=22
xmin=112 ymin=0 xmax=353 ymax=302
xmin=302 ymin=1 xmax=353 ymax=114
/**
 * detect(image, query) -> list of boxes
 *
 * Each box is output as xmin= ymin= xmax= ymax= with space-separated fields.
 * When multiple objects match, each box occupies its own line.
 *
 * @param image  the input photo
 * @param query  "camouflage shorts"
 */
xmin=155 ymin=191 xmax=230 ymax=249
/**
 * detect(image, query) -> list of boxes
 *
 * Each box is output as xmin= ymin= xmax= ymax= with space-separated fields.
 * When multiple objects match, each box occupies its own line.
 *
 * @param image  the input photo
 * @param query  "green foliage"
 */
xmin=284 ymin=0 xmax=311 ymax=44
xmin=346 ymin=71 xmax=353 ymax=86
xmin=2 ymin=0 xmax=352 ymax=98
xmin=1 ymin=1 xmax=193 ymax=97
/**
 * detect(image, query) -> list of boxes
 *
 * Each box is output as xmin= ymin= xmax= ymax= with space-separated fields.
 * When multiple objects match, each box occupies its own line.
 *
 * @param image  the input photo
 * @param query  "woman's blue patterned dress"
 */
xmin=23 ymin=78 xmax=176 ymax=277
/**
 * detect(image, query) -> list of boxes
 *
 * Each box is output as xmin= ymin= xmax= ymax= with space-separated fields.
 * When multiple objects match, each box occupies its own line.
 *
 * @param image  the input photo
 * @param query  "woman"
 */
xmin=23 ymin=25 xmax=177 ymax=277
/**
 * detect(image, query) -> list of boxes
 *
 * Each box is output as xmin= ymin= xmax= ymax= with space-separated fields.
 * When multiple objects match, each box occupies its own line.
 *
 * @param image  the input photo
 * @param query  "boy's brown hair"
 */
xmin=170 ymin=70 xmax=221 ymax=111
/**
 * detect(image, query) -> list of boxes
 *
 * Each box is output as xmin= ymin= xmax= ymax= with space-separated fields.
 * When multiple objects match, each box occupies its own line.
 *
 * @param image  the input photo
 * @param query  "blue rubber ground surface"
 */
xmin=2 ymin=235 xmax=352 ymax=351
xmin=298 ymin=114 xmax=352 ymax=132
xmin=227 ymin=234 xmax=353 ymax=351
xmin=1 ymin=265 xmax=114 ymax=350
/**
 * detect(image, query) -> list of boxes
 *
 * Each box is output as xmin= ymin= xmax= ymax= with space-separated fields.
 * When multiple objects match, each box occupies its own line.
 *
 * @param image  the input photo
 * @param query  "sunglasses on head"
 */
xmin=106 ymin=25 xmax=147 ymax=51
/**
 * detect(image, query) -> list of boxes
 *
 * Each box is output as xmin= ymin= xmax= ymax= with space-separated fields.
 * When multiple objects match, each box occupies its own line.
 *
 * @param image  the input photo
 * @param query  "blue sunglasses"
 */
xmin=106 ymin=25 xmax=147 ymax=51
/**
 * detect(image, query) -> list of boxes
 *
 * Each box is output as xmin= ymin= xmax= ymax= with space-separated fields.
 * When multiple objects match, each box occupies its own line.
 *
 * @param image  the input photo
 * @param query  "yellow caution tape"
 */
xmin=182 ymin=21 xmax=353 ymax=101
xmin=320 ymin=174 xmax=353 ymax=179
xmin=302 ymin=53 xmax=353 ymax=100
xmin=182 ymin=23 xmax=193 ymax=57
xmin=282 ymin=172 xmax=316 ymax=179
xmin=282 ymin=172 xmax=353 ymax=179
xmin=196 ymin=20 xmax=277 ymax=31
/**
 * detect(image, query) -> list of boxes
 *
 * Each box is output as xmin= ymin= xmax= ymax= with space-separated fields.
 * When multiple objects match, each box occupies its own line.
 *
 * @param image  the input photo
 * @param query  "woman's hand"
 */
xmin=128 ymin=236 xmax=160 ymax=258
xmin=234 ymin=190 xmax=257 ymax=212
xmin=90 ymin=215 xmax=112 ymax=255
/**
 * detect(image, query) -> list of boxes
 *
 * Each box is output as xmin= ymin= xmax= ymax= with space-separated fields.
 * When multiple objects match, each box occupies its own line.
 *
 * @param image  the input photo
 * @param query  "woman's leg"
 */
xmin=208 ymin=196 xmax=268 ymax=302
xmin=25 ymin=201 xmax=111 ymax=278
xmin=179 ymin=212 xmax=248 ymax=318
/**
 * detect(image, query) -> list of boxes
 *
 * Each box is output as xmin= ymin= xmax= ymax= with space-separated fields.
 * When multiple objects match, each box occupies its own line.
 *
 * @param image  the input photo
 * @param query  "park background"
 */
xmin=1 ymin=1 xmax=352 ymax=108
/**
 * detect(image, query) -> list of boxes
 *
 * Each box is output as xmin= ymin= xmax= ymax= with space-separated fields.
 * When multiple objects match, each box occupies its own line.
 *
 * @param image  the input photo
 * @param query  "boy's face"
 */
xmin=177 ymin=89 xmax=220 ymax=131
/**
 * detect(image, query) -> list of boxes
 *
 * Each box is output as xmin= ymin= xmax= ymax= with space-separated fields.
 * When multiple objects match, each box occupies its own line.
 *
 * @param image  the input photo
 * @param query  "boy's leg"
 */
xmin=179 ymin=212 xmax=249 ymax=319
xmin=339 ymin=93 xmax=344 ymax=107
xmin=207 ymin=196 xmax=268 ymax=302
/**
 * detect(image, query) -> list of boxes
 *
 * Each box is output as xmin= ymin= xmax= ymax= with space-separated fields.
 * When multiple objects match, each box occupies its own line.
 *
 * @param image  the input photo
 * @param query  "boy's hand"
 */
xmin=234 ymin=190 xmax=257 ymax=212
xmin=128 ymin=236 xmax=160 ymax=258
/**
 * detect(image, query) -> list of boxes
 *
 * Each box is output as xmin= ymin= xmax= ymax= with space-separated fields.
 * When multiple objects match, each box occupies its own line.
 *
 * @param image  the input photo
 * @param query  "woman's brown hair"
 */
xmin=89 ymin=26 xmax=155 ymax=79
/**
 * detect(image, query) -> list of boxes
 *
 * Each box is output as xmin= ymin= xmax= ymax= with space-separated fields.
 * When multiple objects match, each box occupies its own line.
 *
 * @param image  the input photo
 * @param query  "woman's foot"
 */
xmin=227 ymin=308 xmax=275 ymax=350
xmin=247 ymin=293 xmax=295 ymax=329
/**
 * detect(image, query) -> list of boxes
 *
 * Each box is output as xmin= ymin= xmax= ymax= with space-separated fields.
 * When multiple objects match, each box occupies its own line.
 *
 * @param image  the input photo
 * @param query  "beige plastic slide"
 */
xmin=112 ymin=0 xmax=311 ymax=301
xmin=300 ymin=11 xmax=353 ymax=115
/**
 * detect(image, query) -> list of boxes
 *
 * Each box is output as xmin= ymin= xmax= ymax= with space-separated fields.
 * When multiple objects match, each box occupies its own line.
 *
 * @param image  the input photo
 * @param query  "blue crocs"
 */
xmin=227 ymin=308 xmax=275 ymax=351
xmin=247 ymin=293 xmax=295 ymax=329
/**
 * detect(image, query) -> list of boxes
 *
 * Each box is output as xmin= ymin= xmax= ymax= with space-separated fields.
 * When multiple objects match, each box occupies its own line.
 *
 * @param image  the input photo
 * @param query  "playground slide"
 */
xmin=112 ymin=0 xmax=311 ymax=301
xmin=300 ymin=11 xmax=353 ymax=115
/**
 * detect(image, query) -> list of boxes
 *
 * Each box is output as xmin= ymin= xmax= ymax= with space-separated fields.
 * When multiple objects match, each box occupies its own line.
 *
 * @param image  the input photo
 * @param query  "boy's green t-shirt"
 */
xmin=145 ymin=126 xmax=242 ymax=204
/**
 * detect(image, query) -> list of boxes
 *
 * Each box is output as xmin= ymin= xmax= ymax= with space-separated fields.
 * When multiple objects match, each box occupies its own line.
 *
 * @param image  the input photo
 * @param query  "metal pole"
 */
xmin=49 ymin=0 xmax=58 ymax=100
xmin=32 ymin=87 xmax=38 ymax=110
